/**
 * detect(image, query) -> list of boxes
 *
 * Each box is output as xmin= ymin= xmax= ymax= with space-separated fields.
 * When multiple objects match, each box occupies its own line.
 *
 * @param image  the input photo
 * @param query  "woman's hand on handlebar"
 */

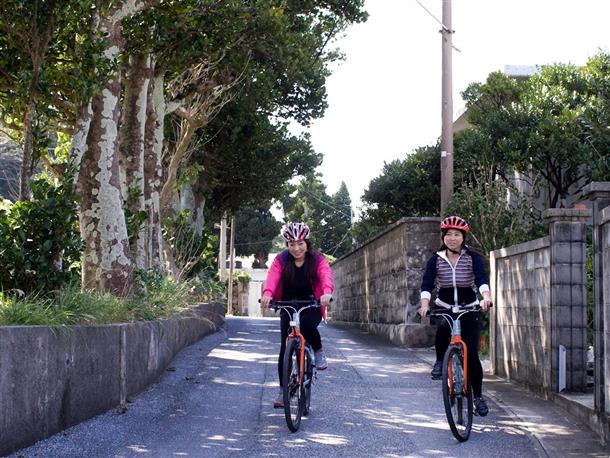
xmin=260 ymin=294 xmax=272 ymax=309
xmin=480 ymin=292 xmax=492 ymax=311
xmin=418 ymin=299 xmax=430 ymax=318
xmin=320 ymin=294 xmax=332 ymax=310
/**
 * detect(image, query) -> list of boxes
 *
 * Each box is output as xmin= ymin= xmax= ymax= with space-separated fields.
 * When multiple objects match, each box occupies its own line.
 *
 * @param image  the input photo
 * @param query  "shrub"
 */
xmin=0 ymin=173 xmax=81 ymax=294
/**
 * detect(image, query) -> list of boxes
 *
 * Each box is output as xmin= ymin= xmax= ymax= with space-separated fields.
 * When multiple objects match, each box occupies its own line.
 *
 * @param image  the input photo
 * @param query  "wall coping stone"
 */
xmin=543 ymin=208 xmax=592 ymax=222
xmin=491 ymin=236 xmax=550 ymax=259
xmin=582 ymin=181 xmax=610 ymax=199
xmin=333 ymin=217 xmax=440 ymax=264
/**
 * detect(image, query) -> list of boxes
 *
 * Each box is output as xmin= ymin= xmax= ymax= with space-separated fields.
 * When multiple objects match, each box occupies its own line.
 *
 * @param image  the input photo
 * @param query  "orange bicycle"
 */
xmin=428 ymin=302 xmax=486 ymax=442
xmin=268 ymin=299 xmax=320 ymax=432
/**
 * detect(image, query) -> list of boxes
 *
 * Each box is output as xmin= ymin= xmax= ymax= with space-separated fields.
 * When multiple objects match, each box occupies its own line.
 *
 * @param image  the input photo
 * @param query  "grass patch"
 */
xmin=0 ymin=271 xmax=226 ymax=326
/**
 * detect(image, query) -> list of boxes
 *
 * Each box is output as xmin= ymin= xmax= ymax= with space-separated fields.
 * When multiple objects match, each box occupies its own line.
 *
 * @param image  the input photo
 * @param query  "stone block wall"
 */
xmin=331 ymin=218 xmax=439 ymax=347
xmin=546 ymin=209 xmax=590 ymax=392
xmin=490 ymin=208 xmax=590 ymax=394
xmin=490 ymin=237 xmax=552 ymax=390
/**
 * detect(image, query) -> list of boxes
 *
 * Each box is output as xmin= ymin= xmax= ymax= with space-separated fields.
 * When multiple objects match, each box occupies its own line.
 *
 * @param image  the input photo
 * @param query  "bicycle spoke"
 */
xmin=283 ymin=340 xmax=303 ymax=432
xmin=442 ymin=347 xmax=473 ymax=442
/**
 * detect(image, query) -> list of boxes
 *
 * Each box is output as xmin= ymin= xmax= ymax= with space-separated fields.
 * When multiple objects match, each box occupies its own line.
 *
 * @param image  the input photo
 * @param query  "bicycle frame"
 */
xmin=430 ymin=303 xmax=480 ymax=396
xmin=269 ymin=300 xmax=320 ymax=384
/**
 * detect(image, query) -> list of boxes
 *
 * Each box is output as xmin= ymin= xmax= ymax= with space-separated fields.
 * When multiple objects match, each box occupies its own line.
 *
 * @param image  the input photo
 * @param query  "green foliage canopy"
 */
xmin=234 ymin=206 xmax=282 ymax=268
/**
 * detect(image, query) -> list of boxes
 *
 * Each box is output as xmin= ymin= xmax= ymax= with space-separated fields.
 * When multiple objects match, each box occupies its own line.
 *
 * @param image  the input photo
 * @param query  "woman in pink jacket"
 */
xmin=260 ymin=222 xmax=334 ymax=408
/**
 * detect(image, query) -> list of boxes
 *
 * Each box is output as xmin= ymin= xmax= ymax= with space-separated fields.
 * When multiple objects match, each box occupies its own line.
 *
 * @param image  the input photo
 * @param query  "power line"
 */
xmin=329 ymin=231 xmax=352 ymax=257
xmin=298 ymin=188 xmax=353 ymax=219
xmin=234 ymin=239 xmax=276 ymax=247
xmin=414 ymin=0 xmax=449 ymax=31
xmin=414 ymin=0 xmax=462 ymax=52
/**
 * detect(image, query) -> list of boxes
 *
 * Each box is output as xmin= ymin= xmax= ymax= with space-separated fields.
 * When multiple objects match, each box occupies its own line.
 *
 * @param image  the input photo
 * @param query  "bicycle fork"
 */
xmin=448 ymin=320 xmax=469 ymax=396
xmin=304 ymin=345 xmax=316 ymax=387
xmin=286 ymin=333 xmax=307 ymax=384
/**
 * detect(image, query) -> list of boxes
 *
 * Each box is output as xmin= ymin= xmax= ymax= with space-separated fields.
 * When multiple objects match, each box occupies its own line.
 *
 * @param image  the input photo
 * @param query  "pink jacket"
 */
xmin=262 ymin=250 xmax=334 ymax=317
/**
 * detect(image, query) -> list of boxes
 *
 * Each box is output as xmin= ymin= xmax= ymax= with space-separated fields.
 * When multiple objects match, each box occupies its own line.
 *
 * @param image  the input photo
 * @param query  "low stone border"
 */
xmin=0 ymin=302 xmax=225 ymax=456
xmin=552 ymin=392 xmax=610 ymax=445
xmin=330 ymin=320 xmax=436 ymax=347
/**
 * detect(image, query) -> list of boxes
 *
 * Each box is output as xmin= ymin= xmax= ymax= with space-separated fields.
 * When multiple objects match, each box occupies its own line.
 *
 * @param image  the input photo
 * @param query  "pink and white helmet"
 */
xmin=281 ymin=222 xmax=311 ymax=242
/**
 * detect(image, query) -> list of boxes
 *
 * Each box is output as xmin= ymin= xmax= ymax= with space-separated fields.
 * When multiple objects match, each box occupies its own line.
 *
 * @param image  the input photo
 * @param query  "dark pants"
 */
xmin=434 ymin=313 xmax=483 ymax=398
xmin=278 ymin=307 xmax=322 ymax=386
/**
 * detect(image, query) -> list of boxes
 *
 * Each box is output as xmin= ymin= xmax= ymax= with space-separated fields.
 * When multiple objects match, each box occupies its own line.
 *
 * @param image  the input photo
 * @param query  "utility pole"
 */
xmin=219 ymin=212 xmax=227 ymax=281
xmin=440 ymin=0 xmax=454 ymax=216
xmin=226 ymin=214 xmax=236 ymax=316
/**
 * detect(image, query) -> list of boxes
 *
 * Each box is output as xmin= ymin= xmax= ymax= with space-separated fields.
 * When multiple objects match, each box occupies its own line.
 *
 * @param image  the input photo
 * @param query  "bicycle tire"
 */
xmin=283 ymin=339 xmax=304 ymax=432
xmin=442 ymin=346 xmax=473 ymax=442
xmin=302 ymin=345 xmax=314 ymax=416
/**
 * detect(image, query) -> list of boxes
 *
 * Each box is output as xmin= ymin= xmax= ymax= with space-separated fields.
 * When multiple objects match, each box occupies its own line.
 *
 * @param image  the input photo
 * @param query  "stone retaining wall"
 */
xmin=330 ymin=218 xmax=439 ymax=346
xmin=0 ymin=302 xmax=225 ymax=456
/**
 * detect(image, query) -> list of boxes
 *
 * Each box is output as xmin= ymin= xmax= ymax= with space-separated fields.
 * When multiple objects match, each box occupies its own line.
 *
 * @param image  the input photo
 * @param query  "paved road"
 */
xmin=12 ymin=316 xmax=587 ymax=457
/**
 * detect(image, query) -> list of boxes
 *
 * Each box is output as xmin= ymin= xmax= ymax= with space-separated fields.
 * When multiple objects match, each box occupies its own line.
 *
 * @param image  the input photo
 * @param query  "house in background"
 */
xmin=453 ymin=64 xmax=587 ymax=210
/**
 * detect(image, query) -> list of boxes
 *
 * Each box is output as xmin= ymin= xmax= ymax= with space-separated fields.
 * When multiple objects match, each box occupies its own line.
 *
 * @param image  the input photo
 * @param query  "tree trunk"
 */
xmin=69 ymin=102 xmax=93 ymax=173
xmin=119 ymin=53 xmax=151 ymax=270
xmin=178 ymin=183 xmax=206 ymax=236
xmin=159 ymin=119 xmax=197 ymax=221
xmin=77 ymin=21 xmax=132 ymax=295
xmin=75 ymin=0 xmax=161 ymax=294
xmin=143 ymin=70 xmax=165 ymax=272
xmin=19 ymin=99 xmax=36 ymax=200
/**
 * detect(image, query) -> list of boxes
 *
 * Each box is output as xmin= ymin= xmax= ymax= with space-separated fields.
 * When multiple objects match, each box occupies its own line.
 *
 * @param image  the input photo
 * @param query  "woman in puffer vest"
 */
xmin=260 ymin=222 xmax=334 ymax=408
xmin=418 ymin=216 xmax=492 ymax=417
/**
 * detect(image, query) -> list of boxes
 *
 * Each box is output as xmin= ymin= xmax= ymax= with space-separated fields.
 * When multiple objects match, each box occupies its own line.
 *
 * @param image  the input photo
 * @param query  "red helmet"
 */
xmin=281 ymin=222 xmax=311 ymax=242
xmin=440 ymin=216 xmax=470 ymax=233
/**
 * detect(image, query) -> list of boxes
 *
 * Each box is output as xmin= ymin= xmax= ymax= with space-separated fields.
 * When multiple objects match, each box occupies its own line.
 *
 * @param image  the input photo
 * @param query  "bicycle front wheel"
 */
xmin=442 ymin=346 xmax=473 ymax=442
xmin=283 ymin=339 xmax=304 ymax=432
xmin=302 ymin=345 xmax=314 ymax=416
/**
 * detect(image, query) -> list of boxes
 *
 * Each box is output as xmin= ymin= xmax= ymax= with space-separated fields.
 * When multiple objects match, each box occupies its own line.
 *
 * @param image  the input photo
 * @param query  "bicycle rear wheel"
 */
xmin=302 ymin=345 xmax=314 ymax=416
xmin=442 ymin=346 xmax=473 ymax=442
xmin=283 ymin=339 xmax=304 ymax=432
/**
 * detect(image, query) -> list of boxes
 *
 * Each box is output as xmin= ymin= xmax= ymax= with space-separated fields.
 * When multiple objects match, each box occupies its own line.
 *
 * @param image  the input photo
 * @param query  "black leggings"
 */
xmin=434 ymin=313 xmax=483 ymax=398
xmin=278 ymin=307 xmax=322 ymax=386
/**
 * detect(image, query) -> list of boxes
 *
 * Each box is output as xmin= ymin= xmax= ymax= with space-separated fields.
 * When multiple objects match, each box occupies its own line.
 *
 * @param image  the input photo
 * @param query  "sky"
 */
xmin=307 ymin=0 xmax=610 ymax=214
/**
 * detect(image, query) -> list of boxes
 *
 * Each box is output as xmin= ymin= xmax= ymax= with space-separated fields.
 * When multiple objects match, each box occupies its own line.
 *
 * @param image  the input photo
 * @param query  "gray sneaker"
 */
xmin=431 ymin=361 xmax=443 ymax=379
xmin=315 ymin=349 xmax=328 ymax=370
xmin=474 ymin=397 xmax=488 ymax=416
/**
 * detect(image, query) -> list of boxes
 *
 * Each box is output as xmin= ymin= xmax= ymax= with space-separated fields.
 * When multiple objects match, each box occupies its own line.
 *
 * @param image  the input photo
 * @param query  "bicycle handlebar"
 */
xmin=426 ymin=302 xmax=493 ymax=317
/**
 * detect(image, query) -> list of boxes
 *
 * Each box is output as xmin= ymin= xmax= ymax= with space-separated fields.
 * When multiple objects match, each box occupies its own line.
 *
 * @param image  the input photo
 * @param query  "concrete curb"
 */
xmin=330 ymin=319 xmax=436 ymax=347
xmin=0 ymin=302 xmax=225 ymax=456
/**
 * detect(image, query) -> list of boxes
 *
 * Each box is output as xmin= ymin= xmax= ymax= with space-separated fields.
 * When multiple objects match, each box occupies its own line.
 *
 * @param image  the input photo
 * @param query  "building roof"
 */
xmin=453 ymin=64 xmax=540 ymax=133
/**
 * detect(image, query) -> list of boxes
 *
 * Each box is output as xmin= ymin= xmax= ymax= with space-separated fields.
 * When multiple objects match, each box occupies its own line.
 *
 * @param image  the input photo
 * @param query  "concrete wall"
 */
xmin=490 ymin=209 xmax=590 ymax=394
xmin=330 ymin=218 xmax=439 ymax=346
xmin=0 ymin=302 xmax=225 ymax=456
xmin=490 ymin=236 xmax=552 ymax=390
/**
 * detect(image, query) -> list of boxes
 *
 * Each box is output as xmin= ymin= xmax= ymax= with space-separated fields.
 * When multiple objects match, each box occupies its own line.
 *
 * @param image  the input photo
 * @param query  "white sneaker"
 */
xmin=273 ymin=389 xmax=284 ymax=408
xmin=315 ymin=349 xmax=328 ymax=370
